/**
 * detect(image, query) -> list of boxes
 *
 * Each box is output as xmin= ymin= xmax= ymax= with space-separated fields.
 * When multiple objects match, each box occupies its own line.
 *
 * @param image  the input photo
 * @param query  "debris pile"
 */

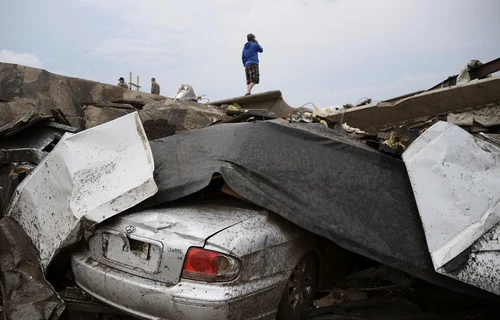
xmin=0 ymin=63 xmax=227 ymax=214
xmin=0 ymin=112 xmax=79 ymax=213
xmin=0 ymin=63 xmax=227 ymax=137
xmin=327 ymin=77 xmax=500 ymax=156
xmin=0 ymin=59 xmax=499 ymax=319
xmin=322 ymin=58 xmax=500 ymax=156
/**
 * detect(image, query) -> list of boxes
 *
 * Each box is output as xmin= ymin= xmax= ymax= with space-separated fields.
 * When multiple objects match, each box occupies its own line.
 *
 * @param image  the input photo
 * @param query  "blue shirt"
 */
xmin=242 ymin=42 xmax=263 ymax=67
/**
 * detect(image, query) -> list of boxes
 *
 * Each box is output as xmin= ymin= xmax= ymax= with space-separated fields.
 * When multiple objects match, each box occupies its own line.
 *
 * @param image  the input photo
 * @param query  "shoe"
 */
xmin=244 ymin=93 xmax=251 ymax=96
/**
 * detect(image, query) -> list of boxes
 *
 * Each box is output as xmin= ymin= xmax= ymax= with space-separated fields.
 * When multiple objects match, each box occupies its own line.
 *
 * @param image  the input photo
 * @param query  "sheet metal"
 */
xmin=403 ymin=121 xmax=500 ymax=295
xmin=6 ymin=112 xmax=157 ymax=270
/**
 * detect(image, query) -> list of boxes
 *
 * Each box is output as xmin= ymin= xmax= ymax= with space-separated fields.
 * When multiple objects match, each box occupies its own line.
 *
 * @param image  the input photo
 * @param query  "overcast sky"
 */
xmin=1 ymin=0 xmax=499 ymax=107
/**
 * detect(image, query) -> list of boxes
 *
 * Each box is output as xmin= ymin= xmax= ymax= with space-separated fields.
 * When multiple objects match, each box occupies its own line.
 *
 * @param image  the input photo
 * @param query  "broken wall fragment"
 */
xmin=139 ymin=98 xmax=224 ymax=133
xmin=0 ymin=62 xmax=165 ymax=130
xmin=209 ymin=90 xmax=295 ymax=118
xmin=325 ymin=77 xmax=500 ymax=134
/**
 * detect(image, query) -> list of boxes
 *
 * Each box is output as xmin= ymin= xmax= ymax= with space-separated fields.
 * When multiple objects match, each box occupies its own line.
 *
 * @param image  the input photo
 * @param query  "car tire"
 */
xmin=276 ymin=252 xmax=318 ymax=320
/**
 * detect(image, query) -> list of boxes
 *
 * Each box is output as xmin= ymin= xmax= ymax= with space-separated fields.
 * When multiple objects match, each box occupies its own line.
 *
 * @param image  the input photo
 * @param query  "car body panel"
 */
xmin=72 ymin=251 xmax=286 ymax=320
xmin=205 ymin=211 xmax=316 ymax=281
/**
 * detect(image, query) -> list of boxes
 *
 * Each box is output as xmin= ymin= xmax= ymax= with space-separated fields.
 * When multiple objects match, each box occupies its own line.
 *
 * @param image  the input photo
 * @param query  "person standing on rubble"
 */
xmin=242 ymin=33 xmax=263 ymax=96
xmin=118 ymin=77 xmax=128 ymax=89
xmin=151 ymin=78 xmax=160 ymax=95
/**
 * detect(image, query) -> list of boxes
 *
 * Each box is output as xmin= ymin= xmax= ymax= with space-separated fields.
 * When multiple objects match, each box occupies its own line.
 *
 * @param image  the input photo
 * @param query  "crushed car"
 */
xmin=71 ymin=198 xmax=329 ymax=320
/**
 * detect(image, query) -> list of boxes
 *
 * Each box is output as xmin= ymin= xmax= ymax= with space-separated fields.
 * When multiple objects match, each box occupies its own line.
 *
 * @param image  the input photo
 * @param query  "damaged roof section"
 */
xmin=325 ymin=76 xmax=500 ymax=135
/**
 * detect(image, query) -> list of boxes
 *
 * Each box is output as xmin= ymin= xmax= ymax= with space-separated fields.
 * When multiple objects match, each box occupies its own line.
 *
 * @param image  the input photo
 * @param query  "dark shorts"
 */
xmin=245 ymin=64 xmax=260 ymax=84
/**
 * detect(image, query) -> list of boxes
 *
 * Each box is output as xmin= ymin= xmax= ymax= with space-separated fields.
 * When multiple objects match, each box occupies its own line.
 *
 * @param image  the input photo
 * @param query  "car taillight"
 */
xmin=181 ymin=247 xmax=240 ymax=282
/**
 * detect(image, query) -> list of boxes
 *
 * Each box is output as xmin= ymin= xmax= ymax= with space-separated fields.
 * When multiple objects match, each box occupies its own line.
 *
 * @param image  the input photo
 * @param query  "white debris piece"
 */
xmin=456 ymin=60 xmax=490 ymax=85
xmin=174 ymin=84 xmax=197 ymax=101
xmin=7 ymin=112 xmax=158 ymax=271
xmin=313 ymin=105 xmax=344 ymax=118
xmin=342 ymin=123 xmax=367 ymax=135
xmin=403 ymin=121 xmax=500 ymax=295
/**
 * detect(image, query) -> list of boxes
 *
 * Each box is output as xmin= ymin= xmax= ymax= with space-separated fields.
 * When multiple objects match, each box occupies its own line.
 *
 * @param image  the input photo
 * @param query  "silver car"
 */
xmin=71 ymin=199 xmax=329 ymax=320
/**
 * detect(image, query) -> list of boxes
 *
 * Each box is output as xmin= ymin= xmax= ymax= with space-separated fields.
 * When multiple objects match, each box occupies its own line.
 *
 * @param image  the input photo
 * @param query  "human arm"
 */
xmin=254 ymin=42 xmax=263 ymax=53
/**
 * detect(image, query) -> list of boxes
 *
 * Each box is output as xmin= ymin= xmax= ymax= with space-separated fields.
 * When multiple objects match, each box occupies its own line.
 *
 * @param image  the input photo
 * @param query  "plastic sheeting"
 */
xmin=140 ymin=120 xmax=494 ymax=298
xmin=5 ymin=112 xmax=157 ymax=271
xmin=403 ymin=121 xmax=500 ymax=295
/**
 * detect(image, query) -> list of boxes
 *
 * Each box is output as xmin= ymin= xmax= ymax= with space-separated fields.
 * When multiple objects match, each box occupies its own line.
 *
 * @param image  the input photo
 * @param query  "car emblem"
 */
xmin=125 ymin=225 xmax=136 ymax=234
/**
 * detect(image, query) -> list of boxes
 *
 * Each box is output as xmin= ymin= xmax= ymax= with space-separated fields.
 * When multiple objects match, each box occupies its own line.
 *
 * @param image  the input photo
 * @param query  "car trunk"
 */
xmin=87 ymin=204 xmax=258 ymax=284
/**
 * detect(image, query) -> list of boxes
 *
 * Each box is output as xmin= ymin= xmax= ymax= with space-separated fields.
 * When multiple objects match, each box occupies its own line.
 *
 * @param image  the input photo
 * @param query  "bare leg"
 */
xmin=247 ymin=82 xmax=255 ymax=94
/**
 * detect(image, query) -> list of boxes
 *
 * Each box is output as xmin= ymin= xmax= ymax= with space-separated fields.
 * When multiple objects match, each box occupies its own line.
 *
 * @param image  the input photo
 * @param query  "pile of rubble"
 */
xmin=324 ymin=58 xmax=500 ymax=156
xmin=0 ymin=62 xmax=226 ymax=136
xmin=330 ymin=78 xmax=500 ymax=156
xmin=0 ymin=59 xmax=499 ymax=320
xmin=0 ymin=62 xmax=230 ymax=213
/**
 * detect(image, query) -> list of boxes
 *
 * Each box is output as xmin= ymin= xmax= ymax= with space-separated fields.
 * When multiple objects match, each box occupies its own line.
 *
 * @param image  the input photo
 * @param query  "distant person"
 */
xmin=151 ymin=78 xmax=160 ymax=95
xmin=241 ymin=33 xmax=263 ymax=96
xmin=118 ymin=77 xmax=128 ymax=89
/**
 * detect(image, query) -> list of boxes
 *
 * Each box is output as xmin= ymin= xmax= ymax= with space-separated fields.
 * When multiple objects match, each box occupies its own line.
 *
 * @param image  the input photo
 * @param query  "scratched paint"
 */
xmin=6 ymin=112 xmax=157 ymax=271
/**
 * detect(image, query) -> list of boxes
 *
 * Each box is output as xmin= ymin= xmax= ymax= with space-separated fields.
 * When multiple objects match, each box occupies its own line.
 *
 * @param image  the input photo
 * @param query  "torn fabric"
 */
xmin=6 ymin=112 xmax=157 ymax=271
xmin=402 ymin=121 xmax=500 ymax=295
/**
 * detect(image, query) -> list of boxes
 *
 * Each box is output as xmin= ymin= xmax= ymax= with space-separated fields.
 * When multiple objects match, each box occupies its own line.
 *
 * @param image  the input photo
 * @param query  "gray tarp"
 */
xmin=141 ymin=120 xmax=498 ymax=299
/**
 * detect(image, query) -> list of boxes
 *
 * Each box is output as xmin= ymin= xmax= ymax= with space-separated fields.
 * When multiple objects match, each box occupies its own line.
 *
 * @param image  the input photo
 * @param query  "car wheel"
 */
xmin=277 ymin=253 xmax=318 ymax=320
